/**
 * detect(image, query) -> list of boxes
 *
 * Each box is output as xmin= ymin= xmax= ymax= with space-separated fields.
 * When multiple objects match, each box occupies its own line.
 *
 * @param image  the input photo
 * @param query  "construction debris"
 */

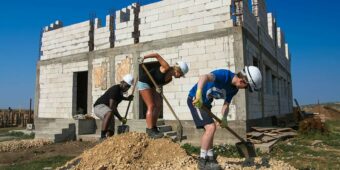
xmin=248 ymin=127 xmax=297 ymax=153
xmin=0 ymin=139 xmax=52 ymax=152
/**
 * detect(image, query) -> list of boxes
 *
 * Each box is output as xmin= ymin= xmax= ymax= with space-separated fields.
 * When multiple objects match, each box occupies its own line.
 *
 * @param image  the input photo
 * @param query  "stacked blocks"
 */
xmin=41 ymin=20 xmax=92 ymax=60
xmin=114 ymin=3 xmax=140 ymax=47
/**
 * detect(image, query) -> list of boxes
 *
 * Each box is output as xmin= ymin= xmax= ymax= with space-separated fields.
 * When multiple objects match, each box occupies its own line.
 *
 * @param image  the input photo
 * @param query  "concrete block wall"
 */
xmin=242 ymin=0 xmax=258 ymax=38
xmin=267 ymin=13 xmax=276 ymax=40
xmin=39 ymin=61 xmax=88 ymax=119
xmin=115 ymin=3 xmax=140 ymax=47
xmin=245 ymin=40 xmax=263 ymax=119
xmin=94 ymin=15 xmax=114 ymax=50
xmin=91 ymin=57 xmax=110 ymax=116
xmin=114 ymin=54 xmax=135 ymax=120
xmin=252 ymin=0 xmax=268 ymax=33
xmin=141 ymin=35 xmax=237 ymax=121
xmin=41 ymin=21 xmax=92 ymax=60
xmin=139 ymin=0 xmax=233 ymax=42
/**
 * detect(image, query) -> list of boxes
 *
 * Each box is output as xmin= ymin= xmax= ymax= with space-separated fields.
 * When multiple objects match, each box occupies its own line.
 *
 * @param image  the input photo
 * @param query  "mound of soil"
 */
xmin=58 ymin=132 xmax=196 ymax=170
xmin=57 ymin=132 xmax=297 ymax=170
xmin=303 ymin=105 xmax=340 ymax=120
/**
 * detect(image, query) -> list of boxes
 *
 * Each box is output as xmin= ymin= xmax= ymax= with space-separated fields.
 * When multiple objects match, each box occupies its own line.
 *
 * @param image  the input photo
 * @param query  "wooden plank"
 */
xmin=274 ymin=131 xmax=297 ymax=139
xmin=263 ymin=132 xmax=279 ymax=137
xmin=248 ymin=138 xmax=263 ymax=144
xmin=254 ymin=139 xmax=280 ymax=153
xmin=251 ymin=127 xmax=278 ymax=132
xmin=261 ymin=135 xmax=277 ymax=142
xmin=246 ymin=132 xmax=264 ymax=138
xmin=271 ymin=128 xmax=295 ymax=133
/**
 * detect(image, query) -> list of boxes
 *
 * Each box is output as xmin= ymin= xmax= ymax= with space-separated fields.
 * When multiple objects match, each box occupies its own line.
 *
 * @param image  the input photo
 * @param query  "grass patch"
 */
xmin=0 ymin=127 xmax=24 ymax=135
xmin=0 ymin=155 xmax=74 ymax=170
xmin=6 ymin=131 xmax=35 ymax=140
xmin=270 ymin=120 xmax=340 ymax=169
xmin=181 ymin=143 xmax=200 ymax=155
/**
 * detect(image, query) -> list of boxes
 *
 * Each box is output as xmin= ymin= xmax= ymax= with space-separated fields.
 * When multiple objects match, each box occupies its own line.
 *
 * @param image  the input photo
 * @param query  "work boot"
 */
xmin=206 ymin=156 xmax=221 ymax=170
xmin=197 ymin=157 xmax=207 ymax=170
xmin=152 ymin=126 xmax=160 ymax=133
xmin=146 ymin=128 xmax=164 ymax=139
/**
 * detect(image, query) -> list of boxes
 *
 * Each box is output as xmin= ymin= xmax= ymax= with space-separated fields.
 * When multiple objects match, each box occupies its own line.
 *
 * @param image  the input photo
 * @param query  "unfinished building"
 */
xmin=34 ymin=0 xmax=292 ymax=144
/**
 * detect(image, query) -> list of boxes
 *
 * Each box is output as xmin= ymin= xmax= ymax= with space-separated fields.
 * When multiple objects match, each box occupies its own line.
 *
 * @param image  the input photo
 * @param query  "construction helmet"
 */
xmin=122 ymin=74 xmax=134 ymax=86
xmin=243 ymin=66 xmax=262 ymax=92
xmin=176 ymin=61 xmax=189 ymax=76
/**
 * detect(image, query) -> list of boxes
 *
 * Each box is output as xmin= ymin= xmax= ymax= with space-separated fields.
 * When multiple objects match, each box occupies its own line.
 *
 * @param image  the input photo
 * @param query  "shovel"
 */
xmin=201 ymin=106 xmax=256 ymax=158
xmin=117 ymin=76 xmax=138 ymax=134
xmin=140 ymin=63 xmax=183 ymax=142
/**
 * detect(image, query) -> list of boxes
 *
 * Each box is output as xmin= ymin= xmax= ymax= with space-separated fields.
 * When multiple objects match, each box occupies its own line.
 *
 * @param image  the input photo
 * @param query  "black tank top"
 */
xmin=140 ymin=65 xmax=168 ymax=88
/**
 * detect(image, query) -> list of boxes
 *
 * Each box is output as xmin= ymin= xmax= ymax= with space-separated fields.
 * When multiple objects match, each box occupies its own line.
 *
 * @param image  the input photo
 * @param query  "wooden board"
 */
xmin=261 ymin=135 xmax=278 ymax=142
xmin=251 ymin=127 xmax=278 ymax=132
xmin=247 ymin=132 xmax=264 ymax=139
xmin=272 ymin=128 xmax=295 ymax=133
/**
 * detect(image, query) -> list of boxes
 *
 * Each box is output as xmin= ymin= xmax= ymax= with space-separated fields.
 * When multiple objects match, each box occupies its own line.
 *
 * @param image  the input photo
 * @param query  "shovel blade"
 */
xmin=117 ymin=125 xmax=129 ymax=134
xmin=176 ymin=124 xmax=183 ymax=142
xmin=236 ymin=141 xmax=257 ymax=158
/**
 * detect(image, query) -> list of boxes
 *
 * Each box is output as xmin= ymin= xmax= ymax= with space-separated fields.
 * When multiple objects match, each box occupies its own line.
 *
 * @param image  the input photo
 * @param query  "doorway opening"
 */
xmin=73 ymin=71 xmax=88 ymax=115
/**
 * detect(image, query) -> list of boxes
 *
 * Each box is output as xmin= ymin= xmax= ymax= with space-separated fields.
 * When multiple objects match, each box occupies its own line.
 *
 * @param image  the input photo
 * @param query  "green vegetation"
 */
xmin=0 ymin=127 xmax=24 ymax=134
xmin=6 ymin=131 xmax=35 ymax=140
xmin=270 ymin=120 xmax=340 ymax=169
xmin=0 ymin=156 xmax=74 ymax=170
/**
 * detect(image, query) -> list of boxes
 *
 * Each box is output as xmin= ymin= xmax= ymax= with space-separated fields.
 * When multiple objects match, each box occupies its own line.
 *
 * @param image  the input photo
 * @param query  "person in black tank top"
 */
xmin=138 ymin=53 xmax=189 ymax=139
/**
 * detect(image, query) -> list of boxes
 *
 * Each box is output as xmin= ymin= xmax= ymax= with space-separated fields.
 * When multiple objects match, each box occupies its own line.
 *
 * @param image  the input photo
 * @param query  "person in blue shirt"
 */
xmin=187 ymin=66 xmax=262 ymax=169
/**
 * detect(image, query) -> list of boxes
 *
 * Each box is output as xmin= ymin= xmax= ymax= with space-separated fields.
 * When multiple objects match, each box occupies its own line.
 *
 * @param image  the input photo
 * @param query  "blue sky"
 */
xmin=0 ymin=0 xmax=339 ymax=109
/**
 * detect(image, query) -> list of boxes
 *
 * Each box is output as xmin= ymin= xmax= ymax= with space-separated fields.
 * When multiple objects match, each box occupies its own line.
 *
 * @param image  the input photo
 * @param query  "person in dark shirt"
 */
xmin=93 ymin=74 xmax=134 ymax=139
xmin=138 ymin=53 xmax=189 ymax=138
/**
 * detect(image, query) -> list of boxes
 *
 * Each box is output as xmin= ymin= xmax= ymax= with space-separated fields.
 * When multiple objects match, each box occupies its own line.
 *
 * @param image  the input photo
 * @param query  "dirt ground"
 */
xmin=303 ymin=104 xmax=340 ymax=120
xmin=0 ymin=140 xmax=96 ymax=166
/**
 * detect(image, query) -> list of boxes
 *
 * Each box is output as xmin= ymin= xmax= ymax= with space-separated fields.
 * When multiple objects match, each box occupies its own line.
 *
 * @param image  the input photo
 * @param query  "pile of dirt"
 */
xmin=303 ymin=105 xmax=340 ymax=120
xmin=57 ymin=132 xmax=196 ymax=170
xmin=57 ymin=132 xmax=297 ymax=170
xmin=0 ymin=139 xmax=52 ymax=152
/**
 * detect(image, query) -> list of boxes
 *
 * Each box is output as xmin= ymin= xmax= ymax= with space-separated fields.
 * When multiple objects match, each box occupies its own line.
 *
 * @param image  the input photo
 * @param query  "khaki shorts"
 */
xmin=94 ymin=104 xmax=112 ymax=119
xmin=94 ymin=104 xmax=115 ymax=131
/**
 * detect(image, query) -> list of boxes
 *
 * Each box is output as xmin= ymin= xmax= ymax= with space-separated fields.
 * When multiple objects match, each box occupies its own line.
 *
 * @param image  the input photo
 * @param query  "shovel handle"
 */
xmin=201 ymin=106 xmax=246 ymax=142
xmin=123 ymin=76 xmax=138 ymax=119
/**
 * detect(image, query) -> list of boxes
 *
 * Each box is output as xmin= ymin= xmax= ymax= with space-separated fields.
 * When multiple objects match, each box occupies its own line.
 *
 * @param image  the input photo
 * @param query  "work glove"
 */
xmin=138 ymin=57 xmax=144 ymax=64
xmin=127 ymin=95 xmax=134 ymax=101
xmin=192 ymin=89 xmax=203 ymax=108
xmin=220 ymin=116 xmax=228 ymax=128
xmin=121 ymin=118 xmax=127 ymax=125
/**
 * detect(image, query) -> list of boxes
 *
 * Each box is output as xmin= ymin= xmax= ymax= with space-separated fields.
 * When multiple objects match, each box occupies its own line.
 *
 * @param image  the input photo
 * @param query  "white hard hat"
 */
xmin=244 ymin=66 xmax=262 ymax=92
xmin=122 ymin=74 xmax=134 ymax=86
xmin=176 ymin=61 xmax=189 ymax=76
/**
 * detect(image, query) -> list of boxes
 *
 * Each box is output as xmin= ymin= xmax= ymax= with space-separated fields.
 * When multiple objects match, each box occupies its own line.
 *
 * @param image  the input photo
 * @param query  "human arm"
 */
xmin=109 ymin=99 xmax=126 ymax=124
xmin=143 ymin=53 xmax=170 ymax=73
xmin=192 ymin=73 xmax=215 ymax=108
xmin=220 ymin=102 xmax=229 ymax=128
xmin=122 ymin=95 xmax=134 ymax=101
